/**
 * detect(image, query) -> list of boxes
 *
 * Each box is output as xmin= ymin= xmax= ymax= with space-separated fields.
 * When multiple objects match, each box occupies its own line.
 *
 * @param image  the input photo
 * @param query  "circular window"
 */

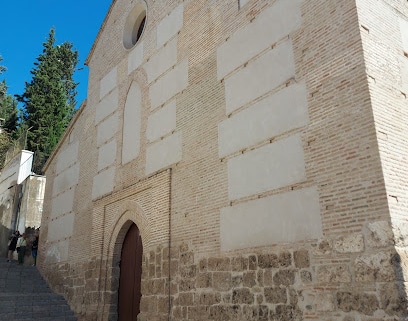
xmin=123 ymin=2 xmax=147 ymax=49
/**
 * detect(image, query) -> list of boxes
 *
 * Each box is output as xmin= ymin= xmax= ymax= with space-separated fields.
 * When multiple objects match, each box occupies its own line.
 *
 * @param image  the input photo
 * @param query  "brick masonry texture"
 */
xmin=38 ymin=0 xmax=408 ymax=320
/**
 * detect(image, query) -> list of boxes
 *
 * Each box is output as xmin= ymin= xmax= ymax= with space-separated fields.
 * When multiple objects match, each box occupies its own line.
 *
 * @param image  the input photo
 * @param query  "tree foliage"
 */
xmin=0 ymin=81 xmax=19 ymax=136
xmin=0 ymin=131 xmax=11 ymax=169
xmin=17 ymin=28 xmax=78 ymax=169
xmin=0 ymin=56 xmax=19 ymax=169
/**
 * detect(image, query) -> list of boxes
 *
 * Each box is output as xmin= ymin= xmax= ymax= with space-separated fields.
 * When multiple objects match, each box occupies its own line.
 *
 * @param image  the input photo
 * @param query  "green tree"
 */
xmin=0 ymin=55 xmax=8 ymax=111
xmin=0 ymin=81 xmax=19 ymax=136
xmin=17 ymin=28 xmax=78 ymax=168
xmin=0 ymin=56 xmax=19 ymax=169
xmin=0 ymin=131 xmax=11 ymax=168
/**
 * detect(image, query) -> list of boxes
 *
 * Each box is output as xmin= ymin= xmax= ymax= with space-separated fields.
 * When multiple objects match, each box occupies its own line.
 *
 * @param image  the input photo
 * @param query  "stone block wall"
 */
xmin=40 ymin=219 xmax=406 ymax=320
xmin=137 ymin=233 xmax=405 ymax=321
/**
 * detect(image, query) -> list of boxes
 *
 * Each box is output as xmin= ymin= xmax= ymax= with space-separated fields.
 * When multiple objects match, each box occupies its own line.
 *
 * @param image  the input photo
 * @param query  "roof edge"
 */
xmin=85 ymin=0 xmax=117 ymax=66
xmin=42 ymin=99 xmax=87 ymax=173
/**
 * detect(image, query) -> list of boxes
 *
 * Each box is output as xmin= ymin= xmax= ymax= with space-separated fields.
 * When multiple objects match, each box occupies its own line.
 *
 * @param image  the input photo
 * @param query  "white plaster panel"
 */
xmin=220 ymin=187 xmax=322 ymax=251
xmin=225 ymin=40 xmax=295 ymax=114
xmin=95 ymin=88 xmax=118 ymax=124
xmin=144 ymin=37 xmax=178 ymax=83
xmin=55 ymin=142 xmax=79 ymax=173
xmin=217 ymin=0 xmax=302 ymax=80
xmin=97 ymin=112 xmax=118 ymax=147
xmin=146 ymin=131 xmax=182 ymax=175
xmin=100 ymin=66 xmax=117 ymax=99
xmin=228 ymin=134 xmax=306 ymax=200
xmin=17 ymin=151 xmax=34 ymax=184
xmin=122 ymin=82 xmax=142 ymax=164
xmin=128 ymin=42 xmax=144 ymax=74
xmin=400 ymin=57 xmax=408 ymax=92
xmin=219 ymin=83 xmax=308 ymax=158
xmin=45 ymin=240 xmax=69 ymax=263
xmin=52 ymin=164 xmax=80 ymax=197
xmin=47 ymin=212 xmax=75 ymax=242
xmin=146 ymin=100 xmax=177 ymax=142
xmin=0 ymin=151 xmax=33 ymax=187
xmin=98 ymin=140 xmax=117 ymax=171
xmin=51 ymin=189 xmax=75 ymax=219
xmin=239 ymin=0 xmax=250 ymax=8
xmin=157 ymin=3 xmax=184 ymax=48
xmin=0 ymin=153 xmax=21 ymax=189
xmin=149 ymin=59 xmax=188 ymax=110
xmin=92 ymin=167 xmax=115 ymax=200
xmin=399 ymin=18 xmax=408 ymax=53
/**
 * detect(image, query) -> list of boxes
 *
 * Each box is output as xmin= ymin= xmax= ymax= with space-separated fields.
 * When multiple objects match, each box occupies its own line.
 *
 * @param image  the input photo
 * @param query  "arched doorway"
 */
xmin=118 ymin=223 xmax=143 ymax=320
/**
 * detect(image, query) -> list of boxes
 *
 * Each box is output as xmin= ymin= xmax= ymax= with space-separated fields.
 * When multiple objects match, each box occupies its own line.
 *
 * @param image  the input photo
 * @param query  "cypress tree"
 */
xmin=17 ymin=28 xmax=78 ymax=170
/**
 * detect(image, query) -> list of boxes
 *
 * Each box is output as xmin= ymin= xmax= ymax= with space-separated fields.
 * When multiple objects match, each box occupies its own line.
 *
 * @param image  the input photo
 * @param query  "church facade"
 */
xmin=39 ymin=0 xmax=408 ymax=320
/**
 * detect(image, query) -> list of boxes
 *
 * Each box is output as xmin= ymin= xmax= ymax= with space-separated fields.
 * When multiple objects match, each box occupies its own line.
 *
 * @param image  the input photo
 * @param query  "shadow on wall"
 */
xmin=0 ymin=222 xmax=12 ymax=258
xmin=390 ymin=251 xmax=408 ymax=318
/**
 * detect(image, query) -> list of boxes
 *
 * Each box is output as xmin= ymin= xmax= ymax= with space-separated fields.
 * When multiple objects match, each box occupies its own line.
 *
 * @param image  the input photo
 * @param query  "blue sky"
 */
xmin=0 ymin=0 xmax=112 ymax=108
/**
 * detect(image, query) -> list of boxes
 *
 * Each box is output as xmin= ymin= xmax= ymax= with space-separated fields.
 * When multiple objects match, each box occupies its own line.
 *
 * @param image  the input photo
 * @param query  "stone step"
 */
xmin=0 ymin=292 xmax=68 ymax=302
xmin=0 ymin=260 xmax=77 ymax=320
xmin=0 ymin=261 xmax=51 ymax=293
xmin=0 ymin=302 xmax=78 ymax=320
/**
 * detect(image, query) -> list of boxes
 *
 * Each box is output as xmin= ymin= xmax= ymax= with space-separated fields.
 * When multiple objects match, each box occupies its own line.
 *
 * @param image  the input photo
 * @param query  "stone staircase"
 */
xmin=0 ymin=260 xmax=77 ymax=321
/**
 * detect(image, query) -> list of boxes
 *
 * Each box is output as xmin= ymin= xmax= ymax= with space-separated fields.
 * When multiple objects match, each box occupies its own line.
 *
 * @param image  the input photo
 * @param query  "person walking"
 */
xmin=31 ymin=235 xmax=39 ymax=266
xmin=7 ymin=231 xmax=19 ymax=262
xmin=17 ymin=233 xmax=28 ymax=265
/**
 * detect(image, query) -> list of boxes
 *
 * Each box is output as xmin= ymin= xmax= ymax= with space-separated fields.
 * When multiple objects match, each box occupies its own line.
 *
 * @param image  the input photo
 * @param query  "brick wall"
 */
xmin=357 ymin=0 xmax=408 ymax=280
xmin=38 ymin=0 xmax=408 ymax=320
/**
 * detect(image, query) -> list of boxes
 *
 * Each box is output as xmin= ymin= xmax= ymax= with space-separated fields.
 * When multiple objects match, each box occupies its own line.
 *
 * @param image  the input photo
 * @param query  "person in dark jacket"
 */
xmin=7 ymin=231 xmax=20 ymax=262
xmin=31 ymin=235 xmax=39 ymax=266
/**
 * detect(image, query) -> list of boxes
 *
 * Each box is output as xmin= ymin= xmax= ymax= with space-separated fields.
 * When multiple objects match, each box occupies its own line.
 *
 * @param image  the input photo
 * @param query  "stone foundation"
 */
xmin=40 ymin=219 xmax=407 ymax=321
xmin=161 ymin=242 xmax=406 ymax=321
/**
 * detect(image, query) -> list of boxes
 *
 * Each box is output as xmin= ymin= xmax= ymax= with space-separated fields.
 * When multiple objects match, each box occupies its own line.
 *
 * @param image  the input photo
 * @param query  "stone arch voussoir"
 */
xmin=108 ymin=200 xmax=151 ymax=266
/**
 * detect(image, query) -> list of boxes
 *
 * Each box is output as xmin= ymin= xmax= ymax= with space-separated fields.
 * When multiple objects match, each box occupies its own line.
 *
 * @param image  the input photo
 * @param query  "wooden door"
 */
xmin=118 ymin=223 xmax=143 ymax=320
